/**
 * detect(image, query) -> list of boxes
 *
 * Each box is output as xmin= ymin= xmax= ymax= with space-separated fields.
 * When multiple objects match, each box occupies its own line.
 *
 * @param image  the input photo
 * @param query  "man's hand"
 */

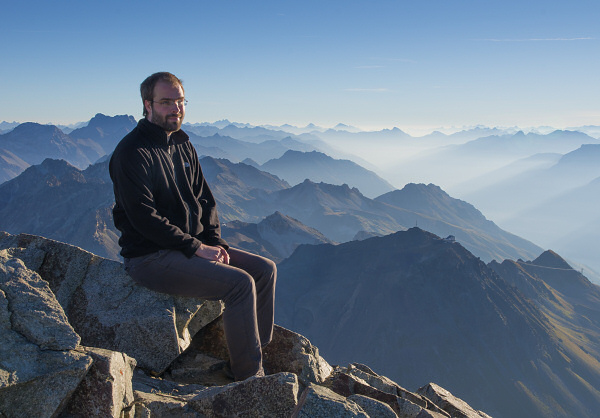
xmin=195 ymin=243 xmax=230 ymax=264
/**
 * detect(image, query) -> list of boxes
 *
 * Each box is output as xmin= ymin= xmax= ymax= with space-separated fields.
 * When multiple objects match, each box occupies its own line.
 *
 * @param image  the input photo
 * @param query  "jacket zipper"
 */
xmin=169 ymin=144 xmax=194 ymax=232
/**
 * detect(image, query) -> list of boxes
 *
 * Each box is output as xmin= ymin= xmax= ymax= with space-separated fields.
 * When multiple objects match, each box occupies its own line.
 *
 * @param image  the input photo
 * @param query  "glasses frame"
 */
xmin=151 ymin=98 xmax=188 ymax=108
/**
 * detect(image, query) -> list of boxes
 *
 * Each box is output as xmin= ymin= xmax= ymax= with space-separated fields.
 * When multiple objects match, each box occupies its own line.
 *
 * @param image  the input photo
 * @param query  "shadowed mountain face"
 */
xmin=260 ymin=150 xmax=395 ymax=198
xmin=275 ymin=228 xmax=600 ymax=418
xmin=0 ymin=149 xmax=30 ymax=183
xmin=0 ymin=158 xmax=119 ymax=260
xmin=488 ymin=251 xmax=600 ymax=417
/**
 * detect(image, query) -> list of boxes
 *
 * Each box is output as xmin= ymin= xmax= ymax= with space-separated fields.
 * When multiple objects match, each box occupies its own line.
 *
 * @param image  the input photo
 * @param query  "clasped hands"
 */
xmin=194 ymin=243 xmax=230 ymax=264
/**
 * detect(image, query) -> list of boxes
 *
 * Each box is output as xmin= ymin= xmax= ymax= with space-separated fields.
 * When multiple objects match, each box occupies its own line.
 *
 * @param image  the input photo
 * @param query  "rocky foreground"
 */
xmin=0 ymin=232 xmax=491 ymax=417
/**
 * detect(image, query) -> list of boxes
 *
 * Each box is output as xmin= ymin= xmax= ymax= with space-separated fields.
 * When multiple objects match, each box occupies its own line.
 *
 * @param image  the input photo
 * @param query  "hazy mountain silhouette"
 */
xmin=222 ymin=211 xmax=334 ymax=262
xmin=276 ymin=227 xmax=600 ymax=418
xmin=69 ymin=113 xmax=136 ymax=155
xmin=0 ymin=122 xmax=104 ymax=169
xmin=384 ymin=130 xmax=599 ymax=192
xmin=260 ymin=150 xmax=395 ymax=198
xmin=463 ymin=144 xmax=600 ymax=221
xmin=188 ymin=132 xmax=317 ymax=164
xmin=495 ymin=174 xmax=600 ymax=276
xmin=184 ymin=122 xmax=306 ymax=143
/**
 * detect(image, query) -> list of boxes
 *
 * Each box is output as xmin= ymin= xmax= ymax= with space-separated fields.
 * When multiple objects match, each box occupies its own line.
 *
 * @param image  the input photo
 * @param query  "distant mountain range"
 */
xmin=0 ymin=114 xmax=136 ymax=181
xmin=385 ymin=130 xmax=600 ymax=190
xmin=0 ymin=122 xmax=103 ymax=169
xmin=0 ymin=152 xmax=542 ymax=267
xmin=1 ymin=114 xmax=598 ymax=278
xmin=276 ymin=228 xmax=600 ymax=418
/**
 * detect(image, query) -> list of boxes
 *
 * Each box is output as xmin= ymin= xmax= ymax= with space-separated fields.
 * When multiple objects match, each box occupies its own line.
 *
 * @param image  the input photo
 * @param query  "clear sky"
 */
xmin=2 ymin=0 xmax=599 ymax=133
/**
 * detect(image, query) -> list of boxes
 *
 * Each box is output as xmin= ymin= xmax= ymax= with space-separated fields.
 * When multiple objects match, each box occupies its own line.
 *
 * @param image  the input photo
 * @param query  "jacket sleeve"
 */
xmin=110 ymin=147 xmax=202 ymax=257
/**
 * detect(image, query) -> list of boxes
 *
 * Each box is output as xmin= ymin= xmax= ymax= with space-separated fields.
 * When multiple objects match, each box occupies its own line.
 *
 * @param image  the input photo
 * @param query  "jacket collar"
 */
xmin=138 ymin=118 xmax=189 ymax=146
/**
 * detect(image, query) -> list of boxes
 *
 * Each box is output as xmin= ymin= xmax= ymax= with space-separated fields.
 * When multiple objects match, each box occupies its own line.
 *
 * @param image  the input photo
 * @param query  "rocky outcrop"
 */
xmin=0 ymin=251 xmax=92 ymax=417
xmin=0 ymin=232 xmax=223 ymax=374
xmin=0 ymin=232 xmax=490 ymax=417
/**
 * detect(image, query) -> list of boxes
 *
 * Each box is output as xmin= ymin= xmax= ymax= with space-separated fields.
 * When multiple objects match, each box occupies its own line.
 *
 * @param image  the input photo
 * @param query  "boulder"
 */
xmin=0 ymin=232 xmax=224 ymax=373
xmin=417 ymin=383 xmax=492 ymax=418
xmin=189 ymin=372 xmax=300 ymax=417
xmin=264 ymin=325 xmax=333 ymax=385
xmin=188 ymin=316 xmax=332 ymax=386
xmin=62 ymin=347 xmax=137 ymax=417
xmin=132 ymin=369 xmax=206 ymax=417
xmin=292 ymin=383 xmax=369 ymax=417
xmin=0 ymin=251 xmax=79 ymax=350
xmin=0 ymin=253 xmax=92 ymax=417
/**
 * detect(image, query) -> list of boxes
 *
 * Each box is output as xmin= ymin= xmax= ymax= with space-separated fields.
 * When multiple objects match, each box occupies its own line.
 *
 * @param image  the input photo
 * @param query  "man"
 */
xmin=109 ymin=72 xmax=276 ymax=381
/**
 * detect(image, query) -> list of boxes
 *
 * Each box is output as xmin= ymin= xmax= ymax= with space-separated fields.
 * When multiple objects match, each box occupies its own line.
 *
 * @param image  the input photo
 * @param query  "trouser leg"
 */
xmin=123 ymin=248 xmax=273 ymax=380
xmin=227 ymin=247 xmax=277 ymax=347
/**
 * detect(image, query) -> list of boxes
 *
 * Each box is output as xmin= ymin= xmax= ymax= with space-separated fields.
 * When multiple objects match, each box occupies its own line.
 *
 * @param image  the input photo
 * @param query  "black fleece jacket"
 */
xmin=109 ymin=118 xmax=228 ymax=259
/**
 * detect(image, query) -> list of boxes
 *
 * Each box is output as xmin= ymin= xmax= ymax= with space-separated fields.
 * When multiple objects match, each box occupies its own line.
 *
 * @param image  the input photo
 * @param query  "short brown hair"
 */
xmin=140 ymin=72 xmax=185 ymax=116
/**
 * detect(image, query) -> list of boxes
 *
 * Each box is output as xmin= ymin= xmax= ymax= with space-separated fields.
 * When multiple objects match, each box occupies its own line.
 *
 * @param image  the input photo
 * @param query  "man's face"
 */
xmin=145 ymin=80 xmax=186 ymax=134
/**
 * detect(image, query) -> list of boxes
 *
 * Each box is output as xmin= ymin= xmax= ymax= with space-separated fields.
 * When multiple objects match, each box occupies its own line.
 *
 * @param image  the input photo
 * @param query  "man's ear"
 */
xmin=144 ymin=100 xmax=153 ymax=117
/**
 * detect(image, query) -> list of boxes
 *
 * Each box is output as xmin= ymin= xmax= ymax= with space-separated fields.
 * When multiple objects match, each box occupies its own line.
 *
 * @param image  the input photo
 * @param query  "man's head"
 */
xmin=140 ymin=72 xmax=186 ymax=134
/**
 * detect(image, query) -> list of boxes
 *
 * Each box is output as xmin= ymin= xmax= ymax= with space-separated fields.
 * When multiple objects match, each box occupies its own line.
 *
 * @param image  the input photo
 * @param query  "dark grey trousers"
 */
xmin=124 ymin=247 xmax=276 ymax=381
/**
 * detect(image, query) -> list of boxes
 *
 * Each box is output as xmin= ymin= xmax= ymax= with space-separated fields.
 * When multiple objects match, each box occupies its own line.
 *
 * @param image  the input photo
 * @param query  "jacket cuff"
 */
xmin=185 ymin=239 xmax=202 ymax=258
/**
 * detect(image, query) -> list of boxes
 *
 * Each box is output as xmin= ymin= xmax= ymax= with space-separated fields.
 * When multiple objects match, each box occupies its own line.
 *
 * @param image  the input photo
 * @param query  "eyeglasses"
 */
xmin=152 ymin=98 xmax=188 ymax=108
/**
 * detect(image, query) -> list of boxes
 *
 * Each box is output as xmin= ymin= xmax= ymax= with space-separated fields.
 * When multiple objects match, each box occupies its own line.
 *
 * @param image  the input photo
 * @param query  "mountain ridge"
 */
xmin=276 ymin=227 xmax=600 ymax=418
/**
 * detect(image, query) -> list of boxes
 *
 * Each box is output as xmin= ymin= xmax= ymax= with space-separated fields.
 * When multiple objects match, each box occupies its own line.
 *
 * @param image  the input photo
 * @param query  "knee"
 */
xmin=226 ymin=272 xmax=256 ymax=304
xmin=260 ymin=258 xmax=277 ymax=288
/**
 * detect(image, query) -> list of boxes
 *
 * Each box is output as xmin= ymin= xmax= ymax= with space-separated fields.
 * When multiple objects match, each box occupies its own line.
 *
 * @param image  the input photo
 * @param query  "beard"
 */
xmin=150 ymin=107 xmax=184 ymax=133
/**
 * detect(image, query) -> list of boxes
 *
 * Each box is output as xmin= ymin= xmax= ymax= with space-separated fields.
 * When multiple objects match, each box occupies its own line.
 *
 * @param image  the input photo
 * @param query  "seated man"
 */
xmin=109 ymin=72 xmax=276 ymax=381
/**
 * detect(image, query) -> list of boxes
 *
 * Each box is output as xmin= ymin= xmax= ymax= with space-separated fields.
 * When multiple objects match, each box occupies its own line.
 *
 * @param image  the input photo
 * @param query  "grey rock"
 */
xmin=264 ymin=325 xmax=333 ymax=385
xmin=0 ymin=251 xmax=80 ymax=350
xmin=0 ymin=232 xmax=224 ymax=374
xmin=63 ymin=347 xmax=137 ymax=417
xmin=345 ymin=364 xmax=444 ymax=414
xmin=0 ymin=351 xmax=92 ymax=418
xmin=292 ymin=383 xmax=368 ymax=417
xmin=189 ymin=372 xmax=299 ymax=417
xmin=348 ymin=394 xmax=398 ymax=417
xmin=131 ymin=369 xmax=206 ymax=416
xmin=0 ymin=280 xmax=92 ymax=417
xmin=417 ymin=383 xmax=492 ymax=418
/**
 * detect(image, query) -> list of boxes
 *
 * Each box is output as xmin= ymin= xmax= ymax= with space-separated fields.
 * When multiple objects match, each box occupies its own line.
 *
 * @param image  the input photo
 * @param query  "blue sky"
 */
xmin=2 ymin=0 xmax=599 ymax=133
